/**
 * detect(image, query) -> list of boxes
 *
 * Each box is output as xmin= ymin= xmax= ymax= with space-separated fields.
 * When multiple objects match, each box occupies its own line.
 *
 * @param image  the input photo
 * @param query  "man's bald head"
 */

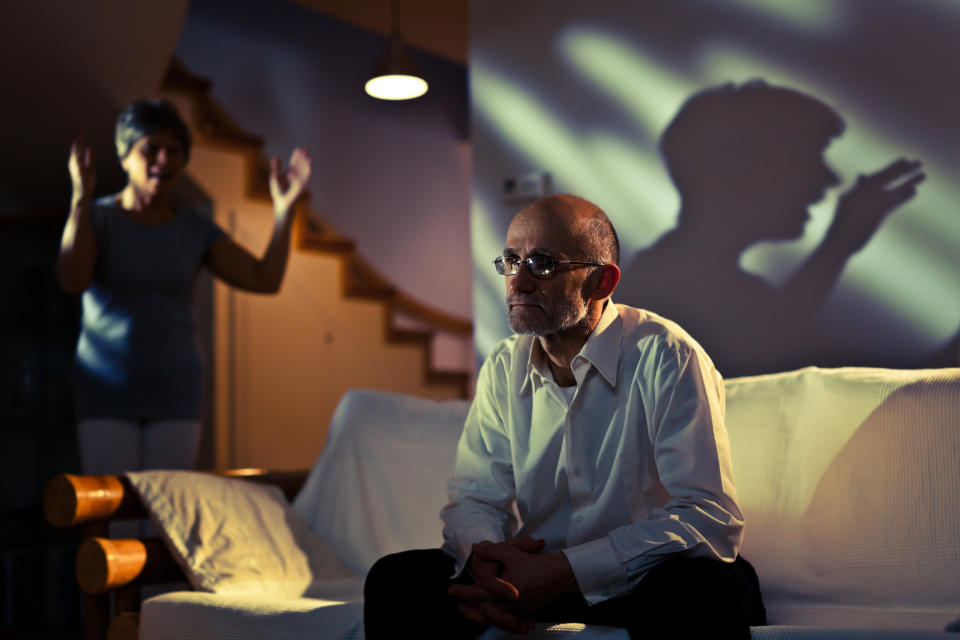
xmin=515 ymin=194 xmax=620 ymax=266
xmin=503 ymin=194 xmax=622 ymax=338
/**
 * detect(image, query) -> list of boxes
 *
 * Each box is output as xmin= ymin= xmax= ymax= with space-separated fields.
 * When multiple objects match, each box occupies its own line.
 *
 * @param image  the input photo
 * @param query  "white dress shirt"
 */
xmin=440 ymin=302 xmax=744 ymax=605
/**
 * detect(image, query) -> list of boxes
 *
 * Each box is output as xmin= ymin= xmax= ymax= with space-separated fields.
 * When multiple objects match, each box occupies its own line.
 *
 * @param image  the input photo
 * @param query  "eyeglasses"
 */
xmin=493 ymin=254 xmax=605 ymax=278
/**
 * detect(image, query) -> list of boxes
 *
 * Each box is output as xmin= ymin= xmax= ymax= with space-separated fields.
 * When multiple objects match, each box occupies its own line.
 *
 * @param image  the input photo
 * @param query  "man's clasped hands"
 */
xmin=448 ymin=536 xmax=579 ymax=635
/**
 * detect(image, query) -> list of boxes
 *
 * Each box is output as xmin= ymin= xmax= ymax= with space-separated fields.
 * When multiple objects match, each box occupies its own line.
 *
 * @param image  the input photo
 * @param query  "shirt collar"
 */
xmin=519 ymin=300 xmax=622 ymax=393
xmin=575 ymin=300 xmax=621 ymax=388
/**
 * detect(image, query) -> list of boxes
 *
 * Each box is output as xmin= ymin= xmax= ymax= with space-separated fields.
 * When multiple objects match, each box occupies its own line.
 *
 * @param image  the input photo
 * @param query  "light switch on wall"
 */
xmin=501 ymin=171 xmax=551 ymax=203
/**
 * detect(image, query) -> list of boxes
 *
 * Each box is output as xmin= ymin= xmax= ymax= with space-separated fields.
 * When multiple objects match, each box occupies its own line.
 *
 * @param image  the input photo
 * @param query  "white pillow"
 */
xmin=126 ymin=470 xmax=359 ymax=598
xmin=292 ymin=388 xmax=470 ymax=575
xmin=725 ymin=366 xmax=960 ymax=609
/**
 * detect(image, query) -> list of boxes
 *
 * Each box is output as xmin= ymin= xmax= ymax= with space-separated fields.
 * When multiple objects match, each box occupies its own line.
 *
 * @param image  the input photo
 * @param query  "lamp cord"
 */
xmin=390 ymin=0 xmax=400 ymax=38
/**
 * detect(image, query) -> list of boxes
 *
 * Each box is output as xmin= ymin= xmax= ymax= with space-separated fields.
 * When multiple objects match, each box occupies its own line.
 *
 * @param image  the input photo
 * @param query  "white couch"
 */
xmin=137 ymin=367 xmax=960 ymax=639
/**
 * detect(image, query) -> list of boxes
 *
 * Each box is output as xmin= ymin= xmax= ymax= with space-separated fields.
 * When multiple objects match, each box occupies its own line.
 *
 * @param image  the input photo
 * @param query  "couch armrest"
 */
xmin=76 ymin=537 xmax=183 ymax=594
xmin=44 ymin=469 xmax=310 ymax=528
xmin=44 ymin=474 xmax=144 ymax=527
xmin=44 ymin=468 xmax=310 ymax=640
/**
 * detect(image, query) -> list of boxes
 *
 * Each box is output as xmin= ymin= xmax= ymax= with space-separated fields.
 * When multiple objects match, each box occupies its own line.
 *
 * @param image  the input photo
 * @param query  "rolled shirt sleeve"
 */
xmin=564 ymin=339 xmax=743 ymax=604
xmin=441 ymin=357 xmax=518 ymax=574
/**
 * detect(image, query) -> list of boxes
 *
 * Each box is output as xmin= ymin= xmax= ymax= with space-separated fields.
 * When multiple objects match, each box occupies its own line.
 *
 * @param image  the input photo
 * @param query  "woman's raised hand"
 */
xmin=269 ymin=147 xmax=312 ymax=216
xmin=69 ymin=135 xmax=97 ymax=203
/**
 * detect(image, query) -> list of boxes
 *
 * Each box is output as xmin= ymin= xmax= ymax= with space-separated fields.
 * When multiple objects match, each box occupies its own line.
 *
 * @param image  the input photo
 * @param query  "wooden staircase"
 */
xmin=159 ymin=59 xmax=472 ymax=470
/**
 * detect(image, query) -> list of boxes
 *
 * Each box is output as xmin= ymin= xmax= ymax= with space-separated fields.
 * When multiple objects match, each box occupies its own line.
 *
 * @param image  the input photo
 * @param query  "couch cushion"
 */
xmin=139 ymin=591 xmax=364 ymax=640
xmin=764 ymin=602 xmax=957 ymax=633
xmin=127 ymin=471 xmax=359 ymax=598
xmin=292 ymin=389 xmax=471 ymax=575
xmin=724 ymin=367 xmax=960 ymax=612
xmin=750 ymin=628 xmax=954 ymax=639
xmin=138 ymin=591 xmax=957 ymax=640
xmin=139 ymin=592 xmax=632 ymax=640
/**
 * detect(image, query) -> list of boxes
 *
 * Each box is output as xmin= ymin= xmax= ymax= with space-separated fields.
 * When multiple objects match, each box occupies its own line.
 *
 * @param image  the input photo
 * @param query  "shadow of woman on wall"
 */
xmin=616 ymin=80 xmax=926 ymax=377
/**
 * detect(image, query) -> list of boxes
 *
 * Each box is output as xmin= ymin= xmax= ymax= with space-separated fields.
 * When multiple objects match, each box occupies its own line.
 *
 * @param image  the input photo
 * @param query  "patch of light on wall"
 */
xmin=825 ymin=132 xmax=960 ymax=272
xmin=471 ymin=61 xmax=613 ymax=202
xmin=825 ymin=154 xmax=959 ymax=341
xmin=726 ymin=0 xmax=843 ymax=30
xmin=559 ymin=27 xmax=696 ymax=138
xmin=582 ymin=132 xmax=680 ymax=254
xmin=471 ymin=193 xmax=513 ymax=359
xmin=700 ymin=45 xmax=834 ymax=96
xmin=704 ymin=44 xmax=959 ymax=344
xmin=471 ymin=57 xmax=684 ymax=266
xmin=846 ymin=211 xmax=959 ymax=342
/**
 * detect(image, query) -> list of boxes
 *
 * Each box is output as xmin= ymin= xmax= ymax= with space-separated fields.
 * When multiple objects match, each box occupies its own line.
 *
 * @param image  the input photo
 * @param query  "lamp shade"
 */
xmin=365 ymin=35 xmax=428 ymax=100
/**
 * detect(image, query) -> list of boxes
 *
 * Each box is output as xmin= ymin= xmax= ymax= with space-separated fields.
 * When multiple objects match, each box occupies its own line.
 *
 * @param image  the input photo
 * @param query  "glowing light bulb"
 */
xmin=365 ymin=74 xmax=429 ymax=100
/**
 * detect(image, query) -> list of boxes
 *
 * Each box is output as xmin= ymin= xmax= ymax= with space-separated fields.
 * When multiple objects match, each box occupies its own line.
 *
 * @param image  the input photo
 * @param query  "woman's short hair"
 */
xmin=115 ymin=99 xmax=193 ymax=161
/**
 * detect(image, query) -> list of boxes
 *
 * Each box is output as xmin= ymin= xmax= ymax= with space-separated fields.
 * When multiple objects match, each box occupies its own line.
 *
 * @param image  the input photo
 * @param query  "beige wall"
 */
xmin=172 ymin=98 xmax=467 ymax=470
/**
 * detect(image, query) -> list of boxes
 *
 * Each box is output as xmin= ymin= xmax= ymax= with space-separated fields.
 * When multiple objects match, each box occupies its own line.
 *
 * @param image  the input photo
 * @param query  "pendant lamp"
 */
xmin=365 ymin=0 xmax=428 ymax=100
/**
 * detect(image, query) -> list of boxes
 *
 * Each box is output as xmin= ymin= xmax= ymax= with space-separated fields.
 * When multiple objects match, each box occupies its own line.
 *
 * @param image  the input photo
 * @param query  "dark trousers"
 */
xmin=363 ymin=549 xmax=766 ymax=640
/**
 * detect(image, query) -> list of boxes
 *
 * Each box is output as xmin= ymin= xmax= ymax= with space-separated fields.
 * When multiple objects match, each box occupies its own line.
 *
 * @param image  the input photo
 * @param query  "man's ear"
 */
xmin=588 ymin=264 xmax=620 ymax=301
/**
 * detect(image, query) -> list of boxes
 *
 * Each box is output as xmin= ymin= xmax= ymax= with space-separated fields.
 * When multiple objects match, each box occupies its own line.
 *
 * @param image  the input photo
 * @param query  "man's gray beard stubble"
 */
xmin=508 ymin=296 xmax=585 ymax=336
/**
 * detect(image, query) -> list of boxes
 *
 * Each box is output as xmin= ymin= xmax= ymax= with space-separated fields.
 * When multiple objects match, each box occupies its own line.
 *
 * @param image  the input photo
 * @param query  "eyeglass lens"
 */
xmin=495 ymin=255 xmax=557 ymax=277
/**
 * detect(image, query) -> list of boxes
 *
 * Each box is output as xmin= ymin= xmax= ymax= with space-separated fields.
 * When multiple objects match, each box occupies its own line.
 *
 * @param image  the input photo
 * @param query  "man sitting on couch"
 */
xmin=364 ymin=194 xmax=766 ymax=639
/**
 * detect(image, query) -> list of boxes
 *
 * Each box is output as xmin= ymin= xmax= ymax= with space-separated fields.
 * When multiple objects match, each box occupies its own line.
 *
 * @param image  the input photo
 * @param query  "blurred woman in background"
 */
xmin=57 ymin=98 xmax=310 ymax=474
